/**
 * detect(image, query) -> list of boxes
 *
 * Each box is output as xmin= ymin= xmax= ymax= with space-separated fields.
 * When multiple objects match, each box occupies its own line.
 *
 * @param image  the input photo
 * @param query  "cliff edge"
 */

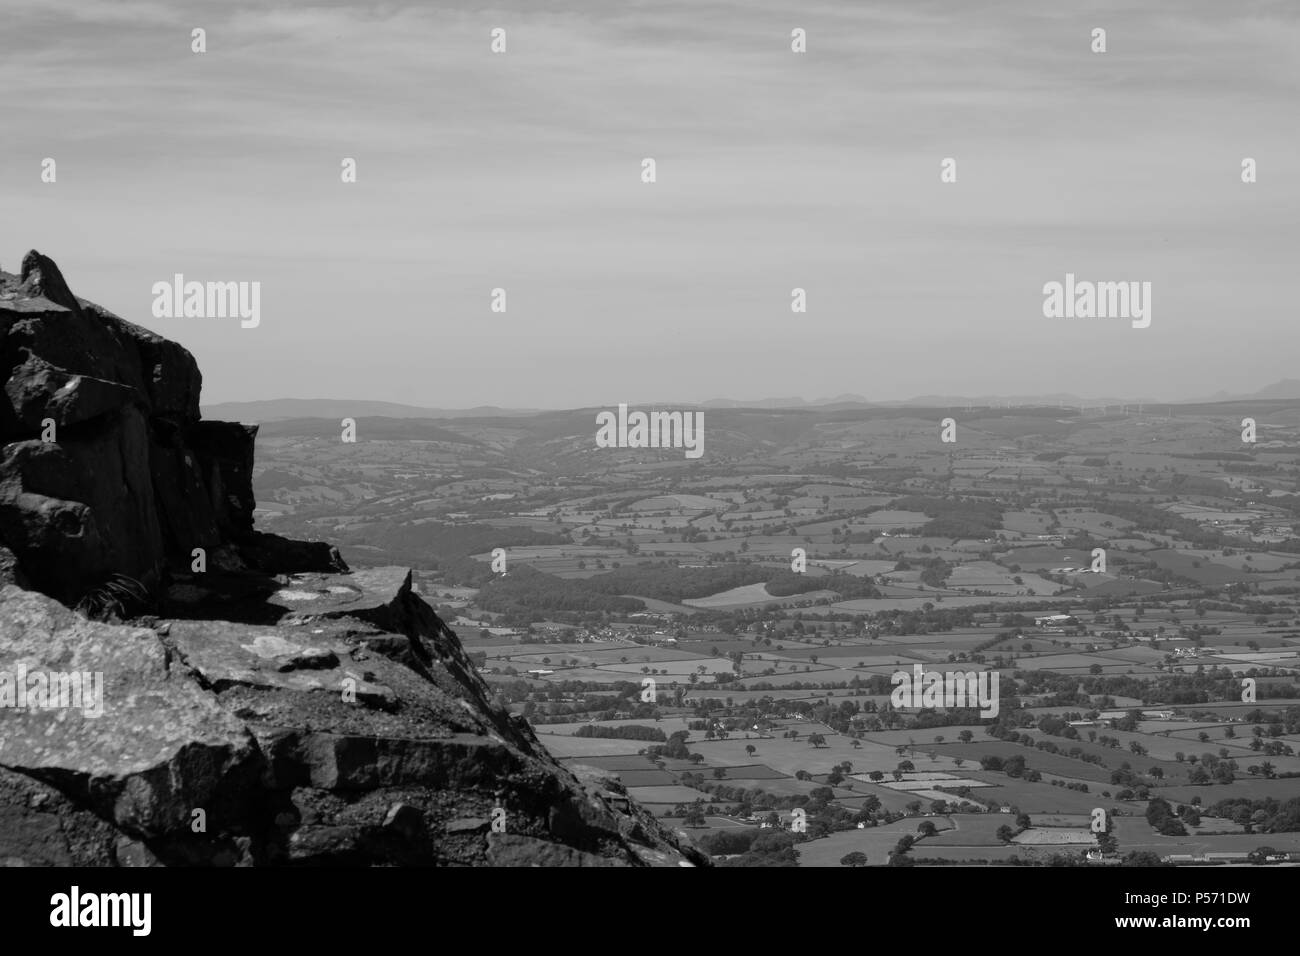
xmin=0 ymin=251 xmax=705 ymax=867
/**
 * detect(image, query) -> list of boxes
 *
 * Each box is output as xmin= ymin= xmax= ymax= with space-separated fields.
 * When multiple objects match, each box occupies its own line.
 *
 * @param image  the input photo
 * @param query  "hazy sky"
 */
xmin=4 ymin=0 xmax=1297 ymax=408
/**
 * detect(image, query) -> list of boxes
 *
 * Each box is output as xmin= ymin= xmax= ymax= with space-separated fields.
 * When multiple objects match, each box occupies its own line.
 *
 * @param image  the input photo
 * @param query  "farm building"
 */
xmin=1035 ymin=614 xmax=1075 ymax=628
xmin=1097 ymin=709 xmax=1174 ymax=721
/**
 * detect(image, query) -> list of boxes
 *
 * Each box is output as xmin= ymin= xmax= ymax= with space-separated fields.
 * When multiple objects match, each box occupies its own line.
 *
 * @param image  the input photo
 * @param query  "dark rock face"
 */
xmin=0 ymin=252 xmax=337 ymax=603
xmin=0 ymin=252 xmax=704 ymax=867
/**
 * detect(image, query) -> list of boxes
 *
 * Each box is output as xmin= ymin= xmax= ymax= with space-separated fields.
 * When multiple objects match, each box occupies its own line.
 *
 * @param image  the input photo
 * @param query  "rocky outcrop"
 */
xmin=0 ymin=252 xmax=704 ymax=867
xmin=0 ymin=251 xmax=342 ymax=605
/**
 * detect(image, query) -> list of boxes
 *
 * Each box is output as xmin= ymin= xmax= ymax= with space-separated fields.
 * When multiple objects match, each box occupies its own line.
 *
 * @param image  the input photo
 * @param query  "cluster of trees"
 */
xmin=891 ymin=494 xmax=1004 ymax=539
xmin=1018 ymin=669 xmax=1247 ymax=707
xmin=1203 ymin=795 xmax=1300 ymax=833
xmin=571 ymin=724 xmax=666 ymax=742
xmin=501 ymin=679 xmax=650 ymax=710
xmin=580 ymin=562 xmax=777 ymax=603
xmin=646 ymin=730 xmax=697 ymax=762
xmin=343 ymin=520 xmax=567 ymax=585
xmin=765 ymin=570 xmax=880 ymax=600
xmin=918 ymin=557 xmax=953 ymax=589
xmin=696 ymin=829 xmax=757 ymax=856
xmin=1145 ymin=797 xmax=1189 ymax=836
xmin=977 ymin=754 xmax=1042 ymax=782
xmin=476 ymin=565 xmax=643 ymax=620
xmin=717 ymin=830 xmax=800 ymax=867
xmin=874 ymin=604 xmax=978 ymax=637
xmin=478 ymin=559 xmax=888 ymax=618
xmin=1101 ymin=501 xmax=1232 ymax=551
xmin=985 ymin=724 xmax=1107 ymax=772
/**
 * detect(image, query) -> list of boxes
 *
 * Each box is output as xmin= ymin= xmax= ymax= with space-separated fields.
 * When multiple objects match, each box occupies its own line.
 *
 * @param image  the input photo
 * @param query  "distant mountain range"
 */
xmin=700 ymin=394 xmax=871 ymax=409
xmin=201 ymin=399 xmax=540 ymax=421
xmin=204 ymin=380 xmax=1300 ymax=421
xmin=1189 ymin=379 xmax=1300 ymax=404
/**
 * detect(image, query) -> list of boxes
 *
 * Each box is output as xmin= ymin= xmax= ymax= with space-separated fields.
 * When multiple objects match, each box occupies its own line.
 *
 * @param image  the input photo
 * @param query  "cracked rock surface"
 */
xmin=0 ymin=252 xmax=704 ymax=867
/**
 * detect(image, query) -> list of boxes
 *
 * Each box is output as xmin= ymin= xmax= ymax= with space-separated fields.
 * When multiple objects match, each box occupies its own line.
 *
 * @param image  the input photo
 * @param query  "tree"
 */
xmin=996 ymin=825 xmax=1015 ymax=843
xmin=839 ymin=851 xmax=869 ymax=868
xmin=917 ymin=821 xmax=938 ymax=837
xmin=1158 ymin=818 xmax=1187 ymax=836
xmin=808 ymin=733 xmax=827 ymax=748
xmin=745 ymin=744 xmax=756 ymax=757
xmin=958 ymin=730 xmax=974 ymax=744
xmin=683 ymin=807 xmax=706 ymax=828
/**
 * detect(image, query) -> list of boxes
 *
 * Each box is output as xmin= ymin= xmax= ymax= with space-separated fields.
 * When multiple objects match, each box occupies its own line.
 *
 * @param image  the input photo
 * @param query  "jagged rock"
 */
xmin=187 ymin=421 xmax=258 ymax=539
xmin=0 ymin=252 xmax=336 ymax=602
xmin=238 ymin=531 xmax=348 ymax=576
xmin=0 ymin=586 xmax=264 ymax=863
xmin=4 ymin=352 xmax=142 ymax=431
xmin=0 ymin=579 xmax=705 ymax=866
xmin=0 ymin=408 xmax=165 ymax=602
xmin=19 ymin=250 xmax=83 ymax=319
xmin=0 ymin=252 xmax=706 ymax=867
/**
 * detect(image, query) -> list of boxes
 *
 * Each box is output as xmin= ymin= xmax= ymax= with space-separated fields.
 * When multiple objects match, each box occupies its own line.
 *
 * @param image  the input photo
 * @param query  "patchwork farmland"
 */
xmin=253 ymin=401 xmax=1300 ymax=866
